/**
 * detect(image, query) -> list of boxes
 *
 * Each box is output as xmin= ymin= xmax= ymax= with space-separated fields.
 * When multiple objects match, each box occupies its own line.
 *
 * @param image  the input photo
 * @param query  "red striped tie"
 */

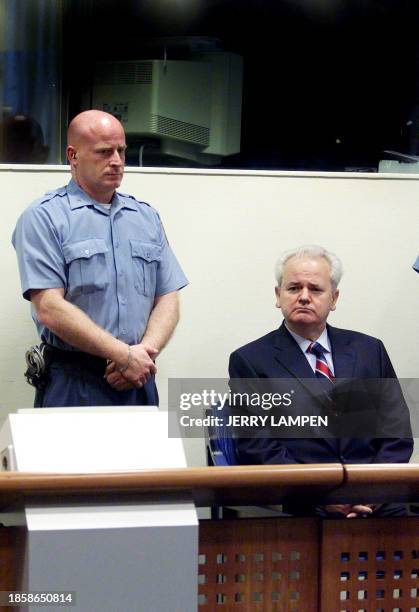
xmin=307 ymin=342 xmax=334 ymax=382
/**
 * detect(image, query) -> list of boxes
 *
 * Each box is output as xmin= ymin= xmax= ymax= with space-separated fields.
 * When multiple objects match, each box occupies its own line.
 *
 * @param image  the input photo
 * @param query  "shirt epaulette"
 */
xmin=37 ymin=186 xmax=67 ymax=205
xmin=117 ymin=192 xmax=151 ymax=208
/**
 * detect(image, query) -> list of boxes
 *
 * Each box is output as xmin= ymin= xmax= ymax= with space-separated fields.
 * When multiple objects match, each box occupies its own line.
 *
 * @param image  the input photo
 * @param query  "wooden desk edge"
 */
xmin=0 ymin=463 xmax=343 ymax=495
xmin=1 ymin=464 xmax=418 ymax=507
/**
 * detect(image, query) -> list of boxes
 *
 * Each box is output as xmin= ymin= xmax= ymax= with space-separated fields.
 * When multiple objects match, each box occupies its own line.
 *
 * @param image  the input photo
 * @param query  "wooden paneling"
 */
xmin=199 ymin=516 xmax=419 ymax=610
xmin=320 ymin=518 xmax=419 ymax=612
xmin=199 ymin=518 xmax=319 ymax=611
xmin=0 ymin=527 xmax=25 ymax=592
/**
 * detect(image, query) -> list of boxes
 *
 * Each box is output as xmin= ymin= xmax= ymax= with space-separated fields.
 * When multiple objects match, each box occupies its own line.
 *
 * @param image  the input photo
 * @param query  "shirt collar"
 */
xmin=285 ymin=323 xmax=331 ymax=355
xmin=66 ymin=179 xmax=137 ymax=212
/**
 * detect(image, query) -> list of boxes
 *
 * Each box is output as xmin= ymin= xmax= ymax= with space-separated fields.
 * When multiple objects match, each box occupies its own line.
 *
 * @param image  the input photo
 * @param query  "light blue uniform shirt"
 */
xmin=12 ymin=179 xmax=188 ymax=350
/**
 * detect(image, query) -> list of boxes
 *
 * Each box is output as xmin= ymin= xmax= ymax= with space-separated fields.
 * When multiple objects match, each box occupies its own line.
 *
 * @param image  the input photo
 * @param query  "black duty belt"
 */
xmin=45 ymin=345 xmax=107 ymax=376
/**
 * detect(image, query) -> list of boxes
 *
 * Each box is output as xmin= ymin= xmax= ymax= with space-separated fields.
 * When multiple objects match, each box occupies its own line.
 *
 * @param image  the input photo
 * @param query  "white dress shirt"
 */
xmin=285 ymin=325 xmax=335 ymax=376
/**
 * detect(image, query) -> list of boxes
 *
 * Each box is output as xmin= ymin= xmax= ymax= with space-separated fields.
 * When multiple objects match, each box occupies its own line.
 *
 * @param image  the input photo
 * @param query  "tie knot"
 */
xmin=307 ymin=342 xmax=326 ymax=359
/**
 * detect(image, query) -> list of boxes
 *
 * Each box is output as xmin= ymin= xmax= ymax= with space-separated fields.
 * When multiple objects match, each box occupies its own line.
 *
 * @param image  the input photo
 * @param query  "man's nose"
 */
xmin=110 ymin=150 xmax=123 ymax=165
xmin=298 ymin=287 xmax=310 ymax=302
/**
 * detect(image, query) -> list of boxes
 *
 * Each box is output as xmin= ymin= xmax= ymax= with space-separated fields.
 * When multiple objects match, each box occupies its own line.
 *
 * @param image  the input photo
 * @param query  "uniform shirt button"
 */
xmin=84 ymin=249 xmax=89 ymax=255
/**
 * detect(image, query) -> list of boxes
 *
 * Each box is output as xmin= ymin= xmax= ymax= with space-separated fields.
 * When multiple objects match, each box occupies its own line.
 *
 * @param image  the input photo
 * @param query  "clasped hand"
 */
xmin=323 ymin=503 xmax=381 ymax=518
xmin=105 ymin=344 xmax=158 ymax=391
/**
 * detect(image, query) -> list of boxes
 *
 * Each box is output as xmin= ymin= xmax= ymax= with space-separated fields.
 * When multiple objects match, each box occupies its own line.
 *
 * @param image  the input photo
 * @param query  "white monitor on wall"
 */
xmin=92 ymin=52 xmax=243 ymax=165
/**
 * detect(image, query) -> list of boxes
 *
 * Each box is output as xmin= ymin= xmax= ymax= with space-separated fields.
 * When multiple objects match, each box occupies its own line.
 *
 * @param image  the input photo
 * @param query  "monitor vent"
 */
xmin=95 ymin=62 xmax=152 ymax=85
xmin=150 ymin=115 xmax=210 ymax=146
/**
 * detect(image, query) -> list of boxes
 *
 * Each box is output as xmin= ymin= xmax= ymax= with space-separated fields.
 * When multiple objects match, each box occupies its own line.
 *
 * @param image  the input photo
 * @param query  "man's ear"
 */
xmin=330 ymin=289 xmax=340 ymax=311
xmin=275 ymin=286 xmax=281 ymax=309
xmin=67 ymin=146 xmax=77 ymax=164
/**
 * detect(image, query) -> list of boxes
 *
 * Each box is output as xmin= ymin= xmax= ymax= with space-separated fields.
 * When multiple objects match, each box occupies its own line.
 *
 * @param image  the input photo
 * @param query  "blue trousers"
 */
xmin=35 ymin=361 xmax=158 ymax=407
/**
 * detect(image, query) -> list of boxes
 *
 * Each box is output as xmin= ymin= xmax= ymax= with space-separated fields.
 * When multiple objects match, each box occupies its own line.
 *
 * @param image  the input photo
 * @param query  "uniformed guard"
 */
xmin=12 ymin=110 xmax=188 ymax=407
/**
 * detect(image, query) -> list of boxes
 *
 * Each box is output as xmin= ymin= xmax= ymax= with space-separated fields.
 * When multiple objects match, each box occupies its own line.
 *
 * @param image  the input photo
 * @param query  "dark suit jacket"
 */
xmin=229 ymin=322 xmax=413 ymax=465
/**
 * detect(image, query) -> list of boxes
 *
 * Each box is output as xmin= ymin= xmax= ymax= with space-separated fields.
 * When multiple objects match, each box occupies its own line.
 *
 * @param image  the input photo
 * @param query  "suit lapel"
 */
xmin=273 ymin=323 xmax=314 ymax=379
xmin=328 ymin=325 xmax=357 ymax=378
xmin=273 ymin=324 xmax=335 ymax=414
xmin=273 ymin=323 xmax=355 ymax=456
xmin=327 ymin=325 xmax=359 ymax=457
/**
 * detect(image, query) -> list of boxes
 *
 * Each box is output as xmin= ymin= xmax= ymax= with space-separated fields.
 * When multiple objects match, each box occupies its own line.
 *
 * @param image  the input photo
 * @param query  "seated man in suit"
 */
xmin=229 ymin=244 xmax=413 ymax=517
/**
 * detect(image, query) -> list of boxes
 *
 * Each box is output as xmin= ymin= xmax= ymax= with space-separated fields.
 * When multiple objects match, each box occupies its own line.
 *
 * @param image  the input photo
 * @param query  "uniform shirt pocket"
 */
xmin=63 ymin=239 xmax=109 ymax=297
xmin=130 ymin=240 xmax=162 ymax=297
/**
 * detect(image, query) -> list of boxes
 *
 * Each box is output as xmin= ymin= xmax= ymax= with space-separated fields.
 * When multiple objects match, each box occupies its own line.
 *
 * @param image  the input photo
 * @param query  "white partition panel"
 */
xmin=0 ymin=166 xmax=418 ymax=466
xmin=0 ymin=408 xmax=198 ymax=612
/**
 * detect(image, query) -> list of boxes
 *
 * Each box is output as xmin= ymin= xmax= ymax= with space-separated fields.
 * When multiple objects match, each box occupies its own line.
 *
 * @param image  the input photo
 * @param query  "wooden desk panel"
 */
xmin=0 ymin=527 xmax=25 ymax=593
xmin=199 ymin=518 xmax=319 ymax=611
xmin=320 ymin=518 xmax=419 ymax=612
xmin=199 ymin=516 xmax=419 ymax=611
xmin=0 ymin=466 xmax=418 ymax=610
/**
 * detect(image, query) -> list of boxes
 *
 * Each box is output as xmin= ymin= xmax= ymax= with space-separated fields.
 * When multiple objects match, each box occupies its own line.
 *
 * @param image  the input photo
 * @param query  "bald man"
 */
xmin=12 ymin=110 xmax=188 ymax=407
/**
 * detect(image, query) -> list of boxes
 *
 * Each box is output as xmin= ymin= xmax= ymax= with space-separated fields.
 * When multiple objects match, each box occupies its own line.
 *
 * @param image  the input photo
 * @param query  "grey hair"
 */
xmin=274 ymin=244 xmax=343 ymax=290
